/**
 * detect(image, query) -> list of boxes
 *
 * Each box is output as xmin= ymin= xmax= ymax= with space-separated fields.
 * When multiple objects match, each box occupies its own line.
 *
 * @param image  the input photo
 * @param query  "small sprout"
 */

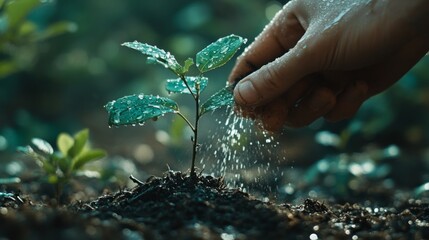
xmin=18 ymin=129 xmax=107 ymax=203
xmin=106 ymin=35 xmax=246 ymax=180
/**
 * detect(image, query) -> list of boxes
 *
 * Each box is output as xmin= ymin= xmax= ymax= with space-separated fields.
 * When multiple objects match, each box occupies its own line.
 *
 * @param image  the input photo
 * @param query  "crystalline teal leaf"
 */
xmin=200 ymin=85 xmax=234 ymax=115
xmin=196 ymin=34 xmax=246 ymax=73
xmin=122 ymin=41 xmax=182 ymax=74
xmin=105 ymin=94 xmax=179 ymax=126
xmin=166 ymin=77 xmax=208 ymax=95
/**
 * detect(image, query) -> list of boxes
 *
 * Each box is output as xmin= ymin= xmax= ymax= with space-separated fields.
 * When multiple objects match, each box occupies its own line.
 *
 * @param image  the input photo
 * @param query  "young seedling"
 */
xmin=18 ymin=129 xmax=106 ymax=203
xmin=105 ymin=34 xmax=246 ymax=180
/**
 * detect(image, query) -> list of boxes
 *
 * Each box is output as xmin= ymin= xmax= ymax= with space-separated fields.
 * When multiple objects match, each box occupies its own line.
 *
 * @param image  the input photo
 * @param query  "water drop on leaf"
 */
xmin=196 ymin=34 xmax=247 ymax=73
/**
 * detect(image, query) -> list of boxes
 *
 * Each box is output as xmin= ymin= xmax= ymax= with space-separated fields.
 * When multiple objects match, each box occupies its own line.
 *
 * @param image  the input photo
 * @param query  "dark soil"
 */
xmin=2 ymin=171 xmax=428 ymax=240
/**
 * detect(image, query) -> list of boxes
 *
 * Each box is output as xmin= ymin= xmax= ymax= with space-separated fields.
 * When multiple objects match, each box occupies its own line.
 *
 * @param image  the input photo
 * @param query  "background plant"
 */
xmin=0 ymin=0 xmax=76 ymax=77
xmin=105 ymin=34 xmax=246 ymax=179
xmin=18 ymin=129 xmax=106 ymax=202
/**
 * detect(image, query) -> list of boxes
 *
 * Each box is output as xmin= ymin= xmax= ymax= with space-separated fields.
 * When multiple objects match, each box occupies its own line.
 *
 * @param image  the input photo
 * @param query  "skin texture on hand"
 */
xmin=229 ymin=0 xmax=429 ymax=131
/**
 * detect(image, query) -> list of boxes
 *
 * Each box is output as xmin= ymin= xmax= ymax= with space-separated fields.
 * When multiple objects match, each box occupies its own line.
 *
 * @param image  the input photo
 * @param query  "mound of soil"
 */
xmin=1 ymin=171 xmax=429 ymax=239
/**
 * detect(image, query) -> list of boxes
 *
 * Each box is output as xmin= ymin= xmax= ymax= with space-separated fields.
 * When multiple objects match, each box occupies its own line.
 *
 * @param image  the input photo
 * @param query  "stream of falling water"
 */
xmin=200 ymin=107 xmax=286 ymax=198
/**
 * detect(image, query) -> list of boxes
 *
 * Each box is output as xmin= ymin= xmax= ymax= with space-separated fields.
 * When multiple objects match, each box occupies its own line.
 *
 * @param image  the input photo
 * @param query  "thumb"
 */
xmin=234 ymin=43 xmax=315 ymax=107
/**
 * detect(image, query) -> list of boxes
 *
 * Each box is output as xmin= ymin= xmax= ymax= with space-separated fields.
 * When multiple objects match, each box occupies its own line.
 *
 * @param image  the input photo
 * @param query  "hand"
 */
xmin=229 ymin=0 xmax=429 ymax=131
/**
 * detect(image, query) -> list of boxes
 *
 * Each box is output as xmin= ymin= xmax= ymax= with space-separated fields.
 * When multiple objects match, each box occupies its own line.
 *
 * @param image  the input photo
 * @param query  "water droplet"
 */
xmin=138 ymin=94 xmax=144 ymax=99
xmin=201 ymin=106 xmax=285 ymax=195
xmin=113 ymin=114 xmax=121 ymax=124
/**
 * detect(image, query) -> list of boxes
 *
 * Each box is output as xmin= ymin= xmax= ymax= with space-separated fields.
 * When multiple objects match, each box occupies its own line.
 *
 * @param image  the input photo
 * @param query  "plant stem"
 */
xmin=180 ymin=75 xmax=197 ymax=101
xmin=178 ymin=74 xmax=201 ymax=181
xmin=176 ymin=112 xmax=195 ymax=131
xmin=190 ymin=86 xmax=200 ymax=180
xmin=55 ymin=182 xmax=63 ymax=206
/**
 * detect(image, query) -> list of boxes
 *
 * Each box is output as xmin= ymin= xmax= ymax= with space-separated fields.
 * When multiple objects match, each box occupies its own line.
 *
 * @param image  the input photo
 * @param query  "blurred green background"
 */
xmin=1 ymin=0 xmax=429 ymax=199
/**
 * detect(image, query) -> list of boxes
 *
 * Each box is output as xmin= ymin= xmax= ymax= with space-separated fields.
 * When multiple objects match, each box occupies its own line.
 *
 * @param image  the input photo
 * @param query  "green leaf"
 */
xmin=196 ymin=34 xmax=246 ymax=73
xmin=18 ymin=21 xmax=37 ymax=37
xmin=105 ymin=94 xmax=179 ymax=126
xmin=166 ymin=77 xmax=208 ymax=95
xmin=18 ymin=145 xmax=56 ymax=175
xmin=122 ymin=41 xmax=182 ymax=75
xmin=180 ymin=58 xmax=194 ymax=74
xmin=57 ymin=155 xmax=71 ymax=176
xmin=17 ymin=145 xmax=44 ymax=162
xmin=18 ymin=145 xmax=47 ymax=168
xmin=72 ymin=149 xmax=106 ymax=171
xmin=31 ymin=138 xmax=54 ymax=155
xmin=33 ymin=21 xmax=77 ymax=41
xmin=47 ymin=174 xmax=59 ymax=184
xmin=57 ymin=133 xmax=74 ymax=156
xmin=68 ymin=129 xmax=89 ymax=158
xmin=5 ymin=0 xmax=41 ymax=31
xmin=200 ymin=85 xmax=234 ymax=115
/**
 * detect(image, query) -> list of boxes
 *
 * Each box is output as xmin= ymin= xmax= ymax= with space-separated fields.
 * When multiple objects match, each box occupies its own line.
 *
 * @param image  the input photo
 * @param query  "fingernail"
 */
xmin=235 ymin=81 xmax=261 ymax=106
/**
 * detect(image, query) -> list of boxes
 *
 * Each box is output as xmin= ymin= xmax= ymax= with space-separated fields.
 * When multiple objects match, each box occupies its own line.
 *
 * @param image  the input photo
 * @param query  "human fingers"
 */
xmin=229 ymin=2 xmax=319 ymax=108
xmin=258 ymin=75 xmax=316 ymax=131
xmin=228 ymin=2 xmax=305 ymax=85
xmin=285 ymin=87 xmax=336 ymax=128
xmin=324 ymin=80 xmax=368 ymax=122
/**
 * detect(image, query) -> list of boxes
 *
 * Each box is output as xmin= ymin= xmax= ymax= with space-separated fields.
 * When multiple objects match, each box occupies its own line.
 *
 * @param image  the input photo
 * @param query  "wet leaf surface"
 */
xmin=105 ymin=94 xmax=178 ymax=126
xmin=165 ymin=77 xmax=208 ymax=95
xmin=122 ymin=41 xmax=182 ymax=74
xmin=200 ymin=85 xmax=234 ymax=115
xmin=196 ymin=34 xmax=246 ymax=73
